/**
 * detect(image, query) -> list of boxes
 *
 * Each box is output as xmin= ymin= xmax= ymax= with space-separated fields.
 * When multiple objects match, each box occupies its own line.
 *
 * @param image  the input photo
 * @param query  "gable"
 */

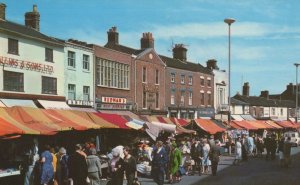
xmin=135 ymin=48 xmax=166 ymax=67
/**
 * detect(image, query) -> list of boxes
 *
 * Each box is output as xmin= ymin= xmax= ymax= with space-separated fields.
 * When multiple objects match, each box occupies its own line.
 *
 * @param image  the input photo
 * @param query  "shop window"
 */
xmin=3 ymin=70 xmax=24 ymax=92
xmin=42 ymin=76 xmax=57 ymax=94
xmin=200 ymin=93 xmax=204 ymax=105
xmin=180 ymin=91 xmax=185 ymax=105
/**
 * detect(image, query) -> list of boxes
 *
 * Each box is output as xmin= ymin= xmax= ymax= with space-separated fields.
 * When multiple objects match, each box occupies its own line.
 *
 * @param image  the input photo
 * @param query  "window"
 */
xmin=181 ymin=75 xmax=185 ymax=84
xmin=200 ymin=78 xmax=205 ymax=86
xmin=8 ymin=38 xmax=19 ymax=55
xmin=3 ymin=71 xmax=23 ymax=92
xmin=83 ymin=86 xmax=90 ymax=101
xmin=207 ymin=79 xmax=211 ymax=87
xmin=83 ymin=54 xmax=90 ymax=71
xmin=68 ymin=84 xmax=76 ymax=100
xmin=272 ymin=108 xmax=275 ymax=115
xmin=156 ymin=92 xmax=159 ymax=108
xmin=189 ymin=76 xmax=193 ymax=85
xmin=180 ymin=91 xmax=185 ymax=105
xmin=142 ymin=67 xmax=147 ymax=83
xmin=189 ymin=92 xmax=192 ymax=105
xmin=171 ymin=74 xmax=175 ymax=83
xmin=143 ymin=91 xmax=147 ymax=109
xmin=200 ymin=93 xmax=204 ymax=105
xmin=42 ymin=76 xmax=57 ymax=94
xmin=68 ymin=51 xmax=76 ymax=68
xmin=45 ymin=48 xmax=53 ymax=62
xmin=96 ymin=58 xmax=130 ymax=89
xmin=171 ymin=91 xmax=175 ymax=105
xmin=208 ymin=93 xmax=211 ymax=105
xmin=155 ymin=69 xmax=159 ymax=84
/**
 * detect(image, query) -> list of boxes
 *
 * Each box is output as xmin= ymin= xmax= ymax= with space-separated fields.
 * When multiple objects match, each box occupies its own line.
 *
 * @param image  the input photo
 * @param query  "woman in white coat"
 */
xmin=233 ymin=137 xmax=242 ymax=165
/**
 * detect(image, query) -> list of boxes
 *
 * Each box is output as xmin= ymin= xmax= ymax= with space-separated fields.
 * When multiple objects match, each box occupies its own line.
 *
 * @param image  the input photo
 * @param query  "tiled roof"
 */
xmin=105 ymin=43 xmax=212 ymax=75
xmin=231 ymin=98 xmax=249 ymax=105
xmin=104 ymin=43 xmax=144 ymax=55
xmin=0 ymin=20 xmax=63 ymax=46
xmin=159 ymin=55 xmax=213 ymax=75
xmin=233 ymin=94 xmax=295 ymax=108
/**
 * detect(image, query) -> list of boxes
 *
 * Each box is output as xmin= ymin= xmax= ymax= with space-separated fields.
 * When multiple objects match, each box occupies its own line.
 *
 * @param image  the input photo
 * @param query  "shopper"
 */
xmin=123 ymin=146 xmax=137 ymax=185
xmin=283 ymin=137 xmax=292 ymax=167
xmin=56 ymin=147 xmax=69 ymax=185
xmin=40 ymin=145 xmax=54 ymax=185
xmin=151 ymin=140 xmax=168 ymax=185
xmin=68 ymin=144 xmax=88 ymax=185
xmin=86 ymin=148 xmax=102 ymax=185
xmin=209 ymin=140 xmax=221 ymax=176
xmin=233 ymin=137 xmax=242 ymax=165
xmin=109 ymin=149 xmax=124 ymax=185
xmin=169 ymin=142 xmax=182 ymax=183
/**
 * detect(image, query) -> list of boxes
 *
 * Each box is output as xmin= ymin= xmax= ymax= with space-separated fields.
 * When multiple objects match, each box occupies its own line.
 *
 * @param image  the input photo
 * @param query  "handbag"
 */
xmin=133 ymin=178 xmax=141 ymax=185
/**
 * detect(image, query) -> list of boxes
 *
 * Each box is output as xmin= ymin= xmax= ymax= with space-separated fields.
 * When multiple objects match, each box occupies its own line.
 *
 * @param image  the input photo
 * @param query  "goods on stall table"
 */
xmin=0 ymin=168 xmax=20 ymax=178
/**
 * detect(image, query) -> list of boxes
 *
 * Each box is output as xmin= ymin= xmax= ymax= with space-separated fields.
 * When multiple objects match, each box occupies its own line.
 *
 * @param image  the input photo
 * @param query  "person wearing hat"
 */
xmin=109 ymin=148 xmax=124 ymax=185
xmin=233 ymin=137 xmax=242 ymax=165
xmin=56 ymin=147 xmax=69 ymax=185
xmin=68 ymin=144 xmax=88 ymax=185
xmin=209 ymin=140 xmax=221 ymax=176
xmin=86 ymin=148 xmax=102 ymax=185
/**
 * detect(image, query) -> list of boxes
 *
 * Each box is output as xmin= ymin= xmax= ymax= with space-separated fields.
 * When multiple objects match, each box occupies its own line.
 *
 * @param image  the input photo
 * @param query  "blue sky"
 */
xmin=4 ymin=0 xmax=300 ymax=96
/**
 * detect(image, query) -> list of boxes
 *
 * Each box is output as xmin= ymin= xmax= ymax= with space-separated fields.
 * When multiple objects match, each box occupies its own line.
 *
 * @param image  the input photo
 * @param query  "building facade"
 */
xmin=206 ymin=59 xmax=228 ymax=114
xmin=0 ymin=4 xmax=65 ymax=104
xmin=161 ymin=44 xmax=214 ymax=119
xmin=63 ymin=39 xmax=94 ymax=108
xmin=94 ymin=27 xmax=166 ymax=115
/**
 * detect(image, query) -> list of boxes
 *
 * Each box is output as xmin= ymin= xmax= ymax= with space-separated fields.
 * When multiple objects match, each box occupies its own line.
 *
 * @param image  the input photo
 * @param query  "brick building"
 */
xmin=160 ymin=44 xmax=214 ymax=119
xmin=94 ymin=27 xmax=166 ymax=115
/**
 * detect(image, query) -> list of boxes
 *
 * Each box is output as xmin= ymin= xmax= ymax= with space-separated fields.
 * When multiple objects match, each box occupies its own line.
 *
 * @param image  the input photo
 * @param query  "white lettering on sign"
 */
xmin=0 ymin=56 xmax=54 ymax=74
xmin=101 ymin=96 xmax=127 ymax=104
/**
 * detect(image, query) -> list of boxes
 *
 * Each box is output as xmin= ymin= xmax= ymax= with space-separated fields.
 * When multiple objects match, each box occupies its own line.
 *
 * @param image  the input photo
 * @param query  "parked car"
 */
xmin=284 ymin=131 xmax=300 ymax=147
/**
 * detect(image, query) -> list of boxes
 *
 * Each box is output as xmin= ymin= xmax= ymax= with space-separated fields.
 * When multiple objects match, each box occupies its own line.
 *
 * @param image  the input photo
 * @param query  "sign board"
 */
xmin=97 ymin=103 xmax=132 ymax=110
xmin=101 ymin=96 xmax=127 ymax=104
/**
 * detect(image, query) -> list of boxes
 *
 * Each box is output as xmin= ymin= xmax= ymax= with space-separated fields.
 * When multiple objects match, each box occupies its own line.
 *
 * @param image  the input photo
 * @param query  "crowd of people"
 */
xmin=232 ymin=131 xmax=293 ymax=167
xmin=21 ymin=130 xmax=295 ymax=185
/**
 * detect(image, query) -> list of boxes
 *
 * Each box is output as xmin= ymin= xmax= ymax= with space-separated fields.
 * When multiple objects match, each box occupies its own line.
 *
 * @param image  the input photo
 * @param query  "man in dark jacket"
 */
xmin=151 ymin=140 xmax=168 ymax=185
xmin=68 ymin=144 xmax=88 ymax=185
xmin=191 ymin=138 xmax=203 ymax=176
xmin=209 ymin=140 xmax=221 ymax=176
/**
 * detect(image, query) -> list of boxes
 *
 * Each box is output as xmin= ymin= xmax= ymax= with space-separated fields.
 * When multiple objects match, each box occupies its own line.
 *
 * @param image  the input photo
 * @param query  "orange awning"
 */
xmin=232 ymin=120 xmax=258 ymax=130
xmin=194 ymin=118 xmax=226 ymax=134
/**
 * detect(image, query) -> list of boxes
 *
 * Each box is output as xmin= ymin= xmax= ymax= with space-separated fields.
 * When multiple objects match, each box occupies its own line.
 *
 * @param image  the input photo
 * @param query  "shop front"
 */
xmin=197 ymin=107 xmax=215 ymax=119
xmin=96 ymin=96 xmax=133 ymax=111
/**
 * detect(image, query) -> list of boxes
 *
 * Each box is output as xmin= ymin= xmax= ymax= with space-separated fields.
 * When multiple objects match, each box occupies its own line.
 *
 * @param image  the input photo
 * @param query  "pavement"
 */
xmin=101 ymin=146 xmax=300 ymax=185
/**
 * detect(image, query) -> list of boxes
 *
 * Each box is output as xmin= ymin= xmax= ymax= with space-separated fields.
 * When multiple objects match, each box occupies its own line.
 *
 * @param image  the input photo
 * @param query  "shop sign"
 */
xmin=97 ymin=103 xmax=132 ymax=110
xmin=67 ymin=100 xmax=93 ymax=106
xmin=198 ymin=107 xmax=215 ymax=117
xmin=0 ymin=56 xmax=54 ymax=74
xmin=102 ymin=96 xmax=127 ymax=104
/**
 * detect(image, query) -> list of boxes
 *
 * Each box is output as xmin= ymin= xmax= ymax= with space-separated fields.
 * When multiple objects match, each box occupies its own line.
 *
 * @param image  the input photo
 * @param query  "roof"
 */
xmin=0 ymin=20 xmax=63 ymax=46
xmin=159 ymin=55 xmax=213 ymax=75
xmin=233 ymin=94 xmax=294 ymax=107
xmin=231 ymin=98 xmax=249 ymax=105
xmin=105 ymin=42 xmax=144 ymax=55
xmin=194 ymin=118 xmax=226 ymax=134
xmin=105 ymin=43 xmax=212 ymax=75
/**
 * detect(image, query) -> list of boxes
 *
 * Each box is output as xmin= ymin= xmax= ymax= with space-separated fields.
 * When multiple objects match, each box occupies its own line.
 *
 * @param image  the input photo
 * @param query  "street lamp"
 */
xmin=224 ymin=18 xmax=235 ymax=126
xmin=294 ymin=63 xmax=300 ymax=123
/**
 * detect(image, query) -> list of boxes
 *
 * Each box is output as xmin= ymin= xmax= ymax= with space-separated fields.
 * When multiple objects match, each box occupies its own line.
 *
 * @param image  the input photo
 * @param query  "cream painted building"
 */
xmin=0 ymin=4 xmax=65 ymax=105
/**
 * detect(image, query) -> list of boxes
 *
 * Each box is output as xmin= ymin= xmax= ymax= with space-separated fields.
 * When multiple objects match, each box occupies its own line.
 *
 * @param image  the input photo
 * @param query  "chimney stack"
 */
xmin=141 ymin=32 xmax=154 ymax=49
xmin=243 ymin=82 xmax=250 ymax=96
xmin=25 ymin=5 xmax=40 ymax=31
xmin=206 ymin=59 xmax=219 ymax=70
xmin=260 ymin=90 xmax=269 ymax=99
xmin=107 ymin=26 xmax=119 ymax=45
xmin=286 ymin=83 xmax=294 ymax=94
xmin=173 ymin=44 xmax=187 ymax=61
xmin=0 ymin=3 xmax=6 ymax=20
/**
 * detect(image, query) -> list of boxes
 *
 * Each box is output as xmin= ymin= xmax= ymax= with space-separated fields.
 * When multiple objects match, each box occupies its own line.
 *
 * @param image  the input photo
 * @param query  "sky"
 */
xmin=3 ymin=0 xmax=300 ymax=96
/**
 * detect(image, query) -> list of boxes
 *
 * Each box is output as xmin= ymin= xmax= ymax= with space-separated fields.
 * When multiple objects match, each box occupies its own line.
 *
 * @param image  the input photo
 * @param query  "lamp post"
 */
xmin=294 ymin=63 xmax=300 ymax=123
xmin=224 ymin=18 xmax=235 ymax=156
xmin=224 ymin=18 xmax=235 ymax=126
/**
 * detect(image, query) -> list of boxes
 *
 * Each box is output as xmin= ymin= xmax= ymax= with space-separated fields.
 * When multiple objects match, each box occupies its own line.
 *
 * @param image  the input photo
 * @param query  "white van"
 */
xmin=284 ymin=131 xmax=300 ymax=147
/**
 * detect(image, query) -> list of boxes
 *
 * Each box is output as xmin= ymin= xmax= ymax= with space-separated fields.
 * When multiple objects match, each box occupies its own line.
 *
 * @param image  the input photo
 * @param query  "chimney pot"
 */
xmin=141 ymin=32 xmax=154 ymax=49
xmin=206 ymin=59 xmax=219 ymax=70
xmin=0 ymin=3 xmax=6 ymax=20
xmin=173 ymin=44 xmax=187 ymax=61
xmin=260 ymin=90 xmax=269 ymax=99
xmin=107 ymin=26 xmax=119 ymax=45
xmin=242 ymin=82 xmax=250 ymax=96
xmin=25 ymin=4 xmax=40 ymax=31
